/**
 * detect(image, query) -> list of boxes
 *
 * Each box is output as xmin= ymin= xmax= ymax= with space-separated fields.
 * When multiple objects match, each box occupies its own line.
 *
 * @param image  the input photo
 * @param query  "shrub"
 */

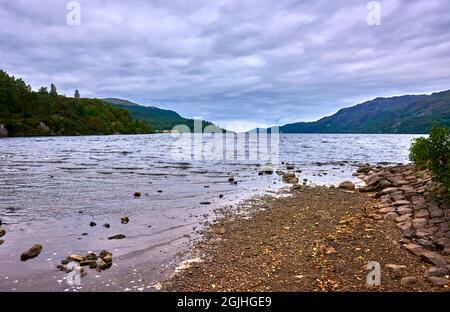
xmin=410 ymin=123 xmax=450 ymax=193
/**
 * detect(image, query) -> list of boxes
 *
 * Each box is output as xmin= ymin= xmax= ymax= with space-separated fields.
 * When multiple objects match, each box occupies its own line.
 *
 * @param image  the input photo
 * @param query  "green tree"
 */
xmin=38 ymin=87 xmax=48 ymax=95
xmin=50 ymin=83 xmax=58 ymax=96
xmin=410 ymin=123 xmax=450 ymax=193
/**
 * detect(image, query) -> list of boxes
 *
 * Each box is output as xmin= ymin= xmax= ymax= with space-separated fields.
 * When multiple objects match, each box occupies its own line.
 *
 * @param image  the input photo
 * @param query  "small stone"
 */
xmin=102 ymin=254 xmax=113 ymax=263
xmin=385 ymin=264 xmax=407 ymax=271
xmin=397 ymin=221 xmax=413 ymax=231
xmin=414 ymin=210 xmax=429 ymax=219
xmin=338 ymin=181 xmax=355 ymax=190
xmin=416 ymin=238 xmax=436 ymax=250
xmin=81 ymin=233 xmax=88 ymax=236
xmin=108 ymin=234 xmax=126 ymax=240
xmin=103 ymin=223 xmax=110 ymax=228
xmin=428 ymin=277 xmax=448 ymax=286
xmin=200 ymin=201 xmax=211 ymax=205
xmin=368 ymin=214 xmax=383 ymax=220
xmin=395 ymin=214 xmax=412 ymax=223
xmin=134 ymin=192 xmax=141 ymax=197
xmin=427 ymin=266 xmax=448 ymax=278
xmin=80 ymin=260 xmax=96 ymax=267
xmin=89 ymin=221 xmax=96 ymax=227
xmin=20 ymin=244 xmax=43 ymax=261
xmin=412 ymin=218 xmax=428 ymax=229
xmin=378 ymin=187 xmax=399 ymax=195
xmin=384 ymin=212 xmax=399 ymax=221
xmin=326 ymin=247 xmax=337 ymax=255
xmin=0 ymin=239 xmax=4 ymax=245
xmin=121 ymin=216 xmax=129 ymax=224
xmin=228 ymin=177 xmax=235 ymax=182
xmin=89 ymin=261 xmax=97 ymax=269
xmin=379 ymin=207 xmax=396 ymax=214
xmin=397 ymin=206 xmax=413 ymax=215
xmin=401 ymin=276 xmax=418 ymax=286
xmin=68 ymin=254 xmax=85 ymax=262
xmin=99 ymin=250 xmax=112 ymax=258
xmin=392 ymin=200 xmax=411 ymax=206
xmin=86 ymin=252 xmax=98 ymax=261
xmin=0 ymin=228 xmax=6 ymax=237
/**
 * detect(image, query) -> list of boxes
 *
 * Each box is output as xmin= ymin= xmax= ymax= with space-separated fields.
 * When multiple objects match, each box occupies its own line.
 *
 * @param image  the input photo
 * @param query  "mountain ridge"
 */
xmin=251 ymin=90 xmax=450 ymax=134
xmin=101 ymin=98 xmax=225 ymax=132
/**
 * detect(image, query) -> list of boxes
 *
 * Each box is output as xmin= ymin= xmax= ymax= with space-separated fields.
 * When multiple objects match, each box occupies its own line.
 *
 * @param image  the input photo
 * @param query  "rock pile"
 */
xmin=57 ymin=250 xmax=113 ymax=274
xmin=355 ymin=164 xmax=450 ymax=286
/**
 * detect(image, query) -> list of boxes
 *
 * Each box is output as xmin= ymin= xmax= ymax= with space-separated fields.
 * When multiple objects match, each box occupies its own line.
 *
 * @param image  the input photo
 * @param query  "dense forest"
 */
xmin=102 ymin=98 xmax=225 ymax=132
xmin=0 ymin=70 xmax=152 ymax=137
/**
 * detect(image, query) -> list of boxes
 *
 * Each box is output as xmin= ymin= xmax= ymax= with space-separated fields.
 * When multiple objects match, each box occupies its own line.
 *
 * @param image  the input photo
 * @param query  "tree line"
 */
xmin=0 ymin=70 xmax=153 ymax=136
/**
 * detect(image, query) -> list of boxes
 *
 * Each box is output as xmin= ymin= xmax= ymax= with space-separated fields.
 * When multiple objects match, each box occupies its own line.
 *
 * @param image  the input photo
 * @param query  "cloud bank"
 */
xmin=1 ymin=0 xmax=450 ymax=131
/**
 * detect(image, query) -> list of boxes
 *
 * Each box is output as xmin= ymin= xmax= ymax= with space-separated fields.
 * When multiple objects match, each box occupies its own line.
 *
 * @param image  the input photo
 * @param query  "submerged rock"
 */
xmin=0 ymin=239 xmax=4 ymax=245
xmin=134 ymin=192 xmax=141 ymax=197
xmin=20 ymin=244 xmax=43 ymax=261
xmin=108 ymin=234 xmax=126 ymax=240
xmin=89 ymin=221 xmax=96 ymax=227
xmin=259 ymin=165 xmax=274 ymax=174
xmin=103 ymin=223 xmax=110 ymax=228
xmin=0 ymin=228 xmax=5 ymax=237
xmin=121 ymin=216 xmax=129 ymax=224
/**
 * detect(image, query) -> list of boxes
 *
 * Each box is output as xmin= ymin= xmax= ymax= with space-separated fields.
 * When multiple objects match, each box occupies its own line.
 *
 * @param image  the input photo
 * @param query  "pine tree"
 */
xmin=38 ymin=87 xmax=48 ymax=95
xmin=74 ymin=90 xmax=80 ymax=98
xmin=50 ymin=83 xmax=58 ymax=96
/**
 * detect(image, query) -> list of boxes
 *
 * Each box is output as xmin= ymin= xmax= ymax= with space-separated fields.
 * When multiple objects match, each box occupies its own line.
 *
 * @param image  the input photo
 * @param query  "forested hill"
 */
xmin=0 ymin=70 xmax=152 ymax=137
xmin=279 ymin=90 xmax=450 ymax=134
xmin=102 ymin=98 xmax=225 ymax=132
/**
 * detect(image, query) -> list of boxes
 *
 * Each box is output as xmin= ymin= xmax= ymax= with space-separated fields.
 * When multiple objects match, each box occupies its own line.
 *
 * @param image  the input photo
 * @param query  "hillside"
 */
xmin=102 ymin=98 xmax=224 ymax=132
xmin=0 ymin=71 xmax=152 ymax=137
xmin=279 ymin=90 xmax=450 ymax=134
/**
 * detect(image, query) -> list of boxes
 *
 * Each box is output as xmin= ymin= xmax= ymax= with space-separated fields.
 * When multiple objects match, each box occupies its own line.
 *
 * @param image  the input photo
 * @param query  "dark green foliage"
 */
xmin=74 ymin=90 xmax=80 ymax=98
xmin=0 ymin=70 xmax=153 ymax=136
xmin=280 ymin=91 xmax=450 ymax=134
xmin=410 ymin=123 xmax=450 ymax=193
xmin=102 ymin=98 xmax=225 ymax=132
xmin=49 ymin=83 xmax=58 ymax=97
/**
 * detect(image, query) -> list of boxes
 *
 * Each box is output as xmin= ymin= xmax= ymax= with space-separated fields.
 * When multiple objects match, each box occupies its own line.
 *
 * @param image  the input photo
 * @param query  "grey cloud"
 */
xmin=1 ymin=0 xmax=449 ymax=132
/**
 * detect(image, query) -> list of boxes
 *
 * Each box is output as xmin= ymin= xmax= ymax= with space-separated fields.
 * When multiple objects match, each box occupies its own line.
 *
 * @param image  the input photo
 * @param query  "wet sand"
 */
xmin=163 ymin=184 xmax=447 ymax=291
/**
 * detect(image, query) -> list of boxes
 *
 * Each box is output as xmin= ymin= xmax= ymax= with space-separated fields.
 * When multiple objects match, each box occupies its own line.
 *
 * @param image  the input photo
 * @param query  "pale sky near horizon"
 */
xmin=1 ymin=0 xmax=450 ymax=132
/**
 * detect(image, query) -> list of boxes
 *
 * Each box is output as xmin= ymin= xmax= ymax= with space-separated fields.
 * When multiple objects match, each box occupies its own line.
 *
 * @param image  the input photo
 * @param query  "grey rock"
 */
xmin=427 ymin=266 xmax=448 ymax=278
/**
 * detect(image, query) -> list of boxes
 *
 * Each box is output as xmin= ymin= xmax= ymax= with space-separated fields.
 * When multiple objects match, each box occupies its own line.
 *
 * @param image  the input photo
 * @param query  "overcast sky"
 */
xmin=1 ymin=0 xmax=450 ymax=131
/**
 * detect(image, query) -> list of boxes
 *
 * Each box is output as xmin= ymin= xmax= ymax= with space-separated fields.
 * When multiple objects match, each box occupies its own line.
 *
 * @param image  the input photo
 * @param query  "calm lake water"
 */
xmin=0 ymin=133 xmax=422 ymax=291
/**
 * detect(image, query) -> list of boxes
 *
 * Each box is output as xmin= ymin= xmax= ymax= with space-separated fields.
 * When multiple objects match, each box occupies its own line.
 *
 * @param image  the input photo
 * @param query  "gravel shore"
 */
xmin=163 ymin=166 xmax=449 ymax=292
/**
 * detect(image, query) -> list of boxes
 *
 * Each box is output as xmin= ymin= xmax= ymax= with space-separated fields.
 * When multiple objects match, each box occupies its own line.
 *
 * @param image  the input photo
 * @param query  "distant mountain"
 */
xmin=102 ymin=98 xmax=225 ymax=132
xmin=275 ymin=90 xmax=450 ymax=134
xmin=0 ymin=71 xmax=152 ymax=137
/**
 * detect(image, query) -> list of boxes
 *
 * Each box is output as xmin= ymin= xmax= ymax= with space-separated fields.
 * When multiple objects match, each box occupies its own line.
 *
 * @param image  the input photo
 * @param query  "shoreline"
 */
xmin=163 ymin=165 xmax=449 ymax=291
